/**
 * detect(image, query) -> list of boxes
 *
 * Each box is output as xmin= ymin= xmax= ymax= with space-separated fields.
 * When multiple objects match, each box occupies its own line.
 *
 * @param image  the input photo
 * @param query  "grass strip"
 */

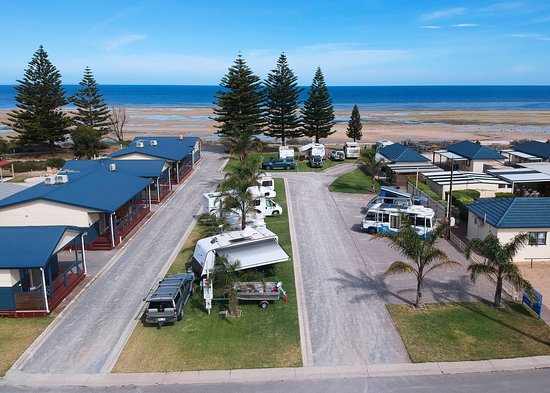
xmin=329 ymin=166 xmax=381 ymax=194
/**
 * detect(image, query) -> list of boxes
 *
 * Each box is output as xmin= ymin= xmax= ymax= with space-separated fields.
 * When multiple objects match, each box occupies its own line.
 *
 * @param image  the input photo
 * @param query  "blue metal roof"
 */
xmin=0 ymin=226 xmax=83 ymax=269
xmin=108 ymin=136 xmax=199 ymax=161
xmin=0 ymin=170 xmax=151 ymax=212
xmin=447 ymin=141 xmax=505 ymax=160
xmin=466 ymin=197 xmax=550 ymax=228
xmin=61 ymin=159 xmax=166 ymax=178
xmin=513 ymin=141 xmax=550 ymax=160
xmin=378 ymin=143 xmax=429 ymax=163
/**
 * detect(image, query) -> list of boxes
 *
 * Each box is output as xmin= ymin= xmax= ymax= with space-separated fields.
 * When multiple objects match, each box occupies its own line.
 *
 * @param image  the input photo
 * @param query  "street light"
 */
xmin=446 ymin=157 xmax=454 ymax=239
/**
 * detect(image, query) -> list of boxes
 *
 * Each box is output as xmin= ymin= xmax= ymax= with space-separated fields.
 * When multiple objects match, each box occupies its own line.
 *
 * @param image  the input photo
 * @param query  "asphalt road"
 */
xmin=15 ymin=149 xmax=226 ymax=374
xmin=2 ymin=369 xmax=549 ymax=393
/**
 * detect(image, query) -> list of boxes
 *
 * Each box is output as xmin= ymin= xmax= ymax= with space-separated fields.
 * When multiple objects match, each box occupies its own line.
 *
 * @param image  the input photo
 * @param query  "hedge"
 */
xmin=452 ymin=189 xmax=480 ymax=221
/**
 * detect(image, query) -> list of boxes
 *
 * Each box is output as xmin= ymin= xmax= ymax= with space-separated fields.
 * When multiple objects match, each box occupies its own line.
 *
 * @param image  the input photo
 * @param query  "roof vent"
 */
xmin=150 ymin=139 xmax=158 ymax=146
xmin=179 ymin=135 xmax=184 ymax=141
xmin=136 ymin=141 xmax=144 ymax=148
xmin=44 ymin=176 xmax=56 ymax=185
xmin=55 ymin=174 xmax=69 ymax=184
xmin=109 ymin=163 xmax=117 ymax=172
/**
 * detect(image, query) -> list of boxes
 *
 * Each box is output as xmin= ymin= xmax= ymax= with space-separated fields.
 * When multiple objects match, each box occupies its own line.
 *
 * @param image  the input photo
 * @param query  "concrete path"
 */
xmin=13 ymin=149 xmax=226 ymax=374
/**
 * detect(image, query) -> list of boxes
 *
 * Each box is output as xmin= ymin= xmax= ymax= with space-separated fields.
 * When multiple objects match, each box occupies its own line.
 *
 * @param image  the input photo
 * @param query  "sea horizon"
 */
xmin=1 ymin=84 xmax=550 ymax=111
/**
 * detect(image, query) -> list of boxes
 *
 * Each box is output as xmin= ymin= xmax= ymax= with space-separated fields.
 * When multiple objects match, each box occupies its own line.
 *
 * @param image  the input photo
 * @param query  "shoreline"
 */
xmin=2 ymin=107 xmax=550 ymax=143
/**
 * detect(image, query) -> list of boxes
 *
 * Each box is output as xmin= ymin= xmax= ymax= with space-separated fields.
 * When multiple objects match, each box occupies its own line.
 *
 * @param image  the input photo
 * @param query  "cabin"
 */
xmin=61 ymin=159 xmax=171 ymax=204
xmin=466 ymin=198 xmax=550 ymax=263
xmin=108 ymin=136 xmax=201 ymax=184
xmin=501 ymin=141 xmax=550 ymax=165
xmin=488 ymin=164 xmax=550 ymax=197
xmin=0 ymin=226 xmax=87 ymax=316
xmin=423 ymin=171 xmax=512 ymax=200
xmin=433 ymin=141 xmax=505 ymax=173
xmin=0 ymin=170 xmax=151 ymax=250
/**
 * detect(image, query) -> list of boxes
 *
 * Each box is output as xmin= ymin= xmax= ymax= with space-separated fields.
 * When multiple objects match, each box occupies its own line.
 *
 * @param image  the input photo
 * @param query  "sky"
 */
xmin=1 ymin=0 xmax=550 ymax=85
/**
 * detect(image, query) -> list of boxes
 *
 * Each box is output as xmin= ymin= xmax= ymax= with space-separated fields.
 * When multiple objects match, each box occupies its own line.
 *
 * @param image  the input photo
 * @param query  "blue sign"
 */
xmin=523 ymin=289 xmax=543 ymax=320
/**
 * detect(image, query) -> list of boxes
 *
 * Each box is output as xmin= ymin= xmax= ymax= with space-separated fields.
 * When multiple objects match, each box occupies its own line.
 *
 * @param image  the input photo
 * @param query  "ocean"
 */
xmin=1 ymin=85 xmax=550 ymax=111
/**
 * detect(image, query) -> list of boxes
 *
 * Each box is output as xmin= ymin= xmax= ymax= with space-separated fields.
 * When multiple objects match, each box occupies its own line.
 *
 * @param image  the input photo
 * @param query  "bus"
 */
xmin=361 ymin=203 xmax=435 ymax=238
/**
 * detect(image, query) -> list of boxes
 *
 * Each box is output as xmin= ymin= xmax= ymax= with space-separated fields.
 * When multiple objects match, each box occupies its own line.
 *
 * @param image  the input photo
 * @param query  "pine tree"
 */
xmin=4 ymin=45 xmax=71 ymax=148
xmin=71 ymin=67 xmax=110 ymax=135
xmin=346 ymin=104 xmax=363 ymax=142
xmin=212 ymin=54 xmax=264 ymax=161
xmin=301 ymin=67 xmax=335 ymax=143
xmin=264 ymin=53 xmax=303 ymax=145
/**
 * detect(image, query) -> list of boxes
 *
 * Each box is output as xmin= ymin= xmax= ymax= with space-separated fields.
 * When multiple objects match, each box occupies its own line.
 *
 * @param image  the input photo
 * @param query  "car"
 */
xmin=330 ymin=150 xmax=345 ymax=161
xmin=261 ymin=157 xmax=296 ymax=170
xmin=308 ymin=155 xmax=323 ymax=168
xmin=144 ymin=274 xmax=194 ymax=326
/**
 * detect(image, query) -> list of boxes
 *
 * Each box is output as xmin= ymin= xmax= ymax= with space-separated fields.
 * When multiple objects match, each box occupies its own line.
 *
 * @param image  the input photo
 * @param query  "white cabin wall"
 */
xmin=0 ymin=200 xmax=92 ymax=227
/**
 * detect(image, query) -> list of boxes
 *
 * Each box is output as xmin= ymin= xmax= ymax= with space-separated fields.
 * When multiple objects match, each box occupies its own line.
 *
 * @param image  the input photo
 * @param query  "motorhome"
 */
xmin=344 ymin=142 xmax=360 ymax=158
xmin=257 ymin=173 xmax=275 ymax=191
xmin=203 ymin=192 xmax=283 ymax=217
xmin=192 ymin=227 xmax=289 ymax=278
xmin=279 ymin=146 xmax=295 ymax=159
xmin=299 ymin=143 xmax=325 ymax=158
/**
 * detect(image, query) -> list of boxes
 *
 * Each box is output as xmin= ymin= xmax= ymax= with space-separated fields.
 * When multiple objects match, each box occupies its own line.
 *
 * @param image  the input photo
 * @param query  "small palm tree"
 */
xmin=359 ymin=147 xmax=384 ymax=193
xmin=218 ymin=174 xmax=258 ymax=230
xmin=211 ymin=256 xmax=264 ymax=316
xmin=196 ymin=213 xmax=232 ymax=237
xmin=374 ymin=223 xmax=460 ymax=308
xmin=465 ymin=232 xmax=533 ymax=308
xmin=222 ymin=133 xmax=263 ymax=162
xmin=225 ymin=156 xmax=264 ymax=190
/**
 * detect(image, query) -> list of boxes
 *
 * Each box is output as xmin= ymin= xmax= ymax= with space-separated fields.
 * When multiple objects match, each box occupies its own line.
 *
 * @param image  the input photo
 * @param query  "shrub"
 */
xmin=495 ymin=192 xmax=515 ymax=198
xmin=409 ymin=180 xmax=443 ymax=202
xmin=452 ymin=189 xmax=481 ymax=221
xmin=12 ymin=161 xmax=47 ymax=173
xmin=45 ymin=158 xmax=66 ymax=169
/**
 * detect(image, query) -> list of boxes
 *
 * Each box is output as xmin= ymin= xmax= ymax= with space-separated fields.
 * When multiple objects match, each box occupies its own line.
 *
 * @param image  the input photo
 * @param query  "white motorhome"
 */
xmin=257 ymin=173 xmax=274 ymax=191
xmin=203 ymin=192 xmax=283 ymax=217
xmin=279 ymin=146 xmax=295 ymax=159
xmin=247 ymin=185 xmax=276 ymax=199
xmin=192 ymin=227 xmax=290 ymax=277
xmin=362 ymin=203 xmax=435 ymax=238
xmin=299 ymin=143 xmax=325 ymax=158
xmin=344 ymin=142 xmax=360 ymax=158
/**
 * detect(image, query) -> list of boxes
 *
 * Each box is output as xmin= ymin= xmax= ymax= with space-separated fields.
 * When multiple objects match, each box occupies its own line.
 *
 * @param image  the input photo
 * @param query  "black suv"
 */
xmin=261 ymin=157 xmax=296 ymax=170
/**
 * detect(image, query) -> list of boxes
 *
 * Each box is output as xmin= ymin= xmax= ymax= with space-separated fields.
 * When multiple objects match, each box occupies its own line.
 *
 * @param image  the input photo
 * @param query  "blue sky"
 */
xmin=1 ymin=0 xmax=550 ymax=85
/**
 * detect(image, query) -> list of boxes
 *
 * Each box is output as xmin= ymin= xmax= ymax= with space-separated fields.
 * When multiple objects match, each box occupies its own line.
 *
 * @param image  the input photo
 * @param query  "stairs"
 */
xmin=86 ymin=236 xmax=113 ymax=251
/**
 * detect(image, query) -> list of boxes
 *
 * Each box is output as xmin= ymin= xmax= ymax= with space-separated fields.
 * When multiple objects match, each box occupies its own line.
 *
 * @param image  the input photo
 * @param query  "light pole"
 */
xmin=446 ymin=157 xmax=454 ymax=239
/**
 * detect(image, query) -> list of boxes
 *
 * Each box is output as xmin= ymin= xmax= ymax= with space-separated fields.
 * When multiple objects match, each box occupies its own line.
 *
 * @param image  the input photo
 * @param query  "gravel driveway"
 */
xmin=14 ymin=149 xmax=226 ymax=374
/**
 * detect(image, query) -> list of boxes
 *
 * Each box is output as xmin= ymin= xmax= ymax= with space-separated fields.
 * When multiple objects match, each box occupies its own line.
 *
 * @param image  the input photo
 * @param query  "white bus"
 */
xmin=362 ymin=203 xmax=435 ymax=238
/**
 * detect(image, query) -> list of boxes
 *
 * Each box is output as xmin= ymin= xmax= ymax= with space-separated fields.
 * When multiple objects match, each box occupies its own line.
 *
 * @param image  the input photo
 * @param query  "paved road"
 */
xmin=16 ymin=149 xmax=226 ymax=374
xmin=2 ymin=369 xmax=550 ymax=393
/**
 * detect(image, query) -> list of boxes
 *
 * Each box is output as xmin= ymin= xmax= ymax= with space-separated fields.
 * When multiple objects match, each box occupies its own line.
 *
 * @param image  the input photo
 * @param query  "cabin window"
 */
xmin=529 ymin=232 xmax=547 ymax=246
xmin=365 ymin=212 xmax=376 ymax=221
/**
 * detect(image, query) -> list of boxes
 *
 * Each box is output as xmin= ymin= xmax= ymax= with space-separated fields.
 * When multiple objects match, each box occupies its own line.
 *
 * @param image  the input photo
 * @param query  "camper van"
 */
xmin=257 ymin=173 xmax=275 ymax=191
xmin=344 ymin=142 xmax=360 ymax=158
xmin=299 ymin=143 xmax=325 ymax=158
xmin=279 ymin=146 xmax=295 ymax=159
xmin=361 ymin=204 xmax=435 ymax=238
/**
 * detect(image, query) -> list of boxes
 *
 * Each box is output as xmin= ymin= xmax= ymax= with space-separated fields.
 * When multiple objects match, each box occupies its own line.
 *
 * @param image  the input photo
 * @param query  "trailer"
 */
xmin=344 ymin=142 xmax=360 ymax=158
xmin=279 ymin=146 xmax=295 ymax=159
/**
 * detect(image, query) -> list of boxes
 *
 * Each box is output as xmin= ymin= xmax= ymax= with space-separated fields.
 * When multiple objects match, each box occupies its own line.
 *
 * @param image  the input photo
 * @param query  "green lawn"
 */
xmin=387 ymin=302 xmax=550 ymax=363
xmin=114 ymin=178 xmax=301 ymax=372
xmin=224 ymin=151 xmax=348 ymax=173
xmin=329 ymin=166 xmax=381 ymax=194
xmin=0 ymin=318 xmax=52 ymax=376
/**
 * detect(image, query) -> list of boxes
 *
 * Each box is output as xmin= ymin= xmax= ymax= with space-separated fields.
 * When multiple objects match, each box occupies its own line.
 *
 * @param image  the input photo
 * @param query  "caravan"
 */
xmin=299 ymin=143 xmax=326 ymax=158
xmin=344 ymin=142 xmax=360 ymax=158
xmin=203 ymin=192 xmax=283 ymax=217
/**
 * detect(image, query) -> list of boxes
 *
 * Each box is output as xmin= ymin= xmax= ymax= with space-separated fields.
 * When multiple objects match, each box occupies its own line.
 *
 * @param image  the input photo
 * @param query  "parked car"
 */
xmin=308 ymin=155 xmax=323 ymax=168
xmin=144 ymin=274 xmax=194 ymax=326
xmin=330 ymin=150 xmax=345 ymax=161
xmin=261 ymin=157 xmax=296 ymax=170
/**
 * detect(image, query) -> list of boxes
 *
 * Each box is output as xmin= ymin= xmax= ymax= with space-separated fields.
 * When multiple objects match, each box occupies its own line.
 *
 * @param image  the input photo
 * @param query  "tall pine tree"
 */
xmin=264 ymin=53 xmax=303 ymax=145
xmin=71 ymin=67 xmax=110 ymax=135
xmin=212 ymin=54 xmax=264 ymax=161
xmin=4 ymin=45 xmax=71 ymax=148
xmin=301 ymin=67 xmax=335 ymax=143
xmin=346 ymin=104 xmax=363 ymax=142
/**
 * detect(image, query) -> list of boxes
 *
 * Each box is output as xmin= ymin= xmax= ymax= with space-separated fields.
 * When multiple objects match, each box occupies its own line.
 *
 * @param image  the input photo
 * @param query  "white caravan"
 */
xmin=344 ymin=142 xmax=360 ymax=158
xmin=279 ymin=146 xmax=295 ymax=159
xmin=299 ymin=143 xmax=325 ymax=158
xmin=203 ymin=192 xmax=283 ymax=217
xmin=192 ymin=226 xmax=290 ymax=278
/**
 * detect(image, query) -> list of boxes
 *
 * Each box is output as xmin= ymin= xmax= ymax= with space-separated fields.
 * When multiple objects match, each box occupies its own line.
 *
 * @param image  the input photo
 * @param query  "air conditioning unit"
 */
xmin=55 ymin=174 xmax=69 ymax=184
xmin=136 ymin=141 xmax=144 ymax=148
xmin=109 ymin=163 xmax=117 ymax=172
xmin=150 ymin=139 xmax=158 ymax=146
xmin=44 ymin=176 xmax=56 ymax=185
xmin=178 ymin=135 xmax=184 ymax=141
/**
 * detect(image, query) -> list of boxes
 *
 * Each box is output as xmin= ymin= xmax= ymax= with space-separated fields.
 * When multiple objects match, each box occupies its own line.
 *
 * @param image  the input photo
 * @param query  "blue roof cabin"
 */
xmin=376 ymin=143 xmax=441 ymax=188
xmin=0 ymin=170 xmax=151 ymax=250
xmin=501 ymin=141 xmax=550 ymax=165
xmin=0 ymin=226 xmax=87 ymax=316
xmin=61 ymin=158 xmax=171 ymax=204
xmin=108 ymin=136 xmax=201 ymax=184
xmin=466 ymin=197 xmax=550 ymax=262
xmin=433 ymin=141 xmax=505 ymax=173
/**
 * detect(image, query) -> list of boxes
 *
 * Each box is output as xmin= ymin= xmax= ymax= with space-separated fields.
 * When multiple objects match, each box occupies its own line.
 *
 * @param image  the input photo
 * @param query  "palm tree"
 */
xmin=359 ymin=147 xmax=384 ymax=193
xmin=374 ymin=223 xmax=460 ymax=308
xmin=465 ymin=232 xmax=533 ymax=308
xmin=196 ymin=213 xmax=232 ymax=237
xmin=222 ymin=133 xmax=263 ymax=162
xmin=218 ymin=176 xmax=258 ymax=230
xmin=225 ymin=156 xmax=264 ymax=189
xmin=211 ymin=256 xmax=264 ymax=316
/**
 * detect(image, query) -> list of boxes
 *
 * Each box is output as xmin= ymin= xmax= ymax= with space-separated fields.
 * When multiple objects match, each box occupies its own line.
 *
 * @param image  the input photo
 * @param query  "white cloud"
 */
xmin=101 ymin=34 xmax=147 ymax=52
xmin=421 ymin=7 xmax=465 ymax=21
xmin=451 ymin=23 xmax=479 ymax=27
xmin=420 ymin=25 xmax=442 ymax=29
xmin=509 ymin=33 xmax=550 ymax=41
xmin=512 ymin=65 xmax=535 ymax=73
xmin=482 ymin=1 xmax=527 ymax=12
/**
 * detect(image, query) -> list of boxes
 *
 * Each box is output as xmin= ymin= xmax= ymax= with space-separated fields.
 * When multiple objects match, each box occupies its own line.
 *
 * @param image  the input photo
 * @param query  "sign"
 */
xmin=205 ymin=298 xmax=212 ymax=311
xmin=203 ymin=285 xmax=213 ymax=300
xmin=523 ymin=289 xmax=543 ymax=320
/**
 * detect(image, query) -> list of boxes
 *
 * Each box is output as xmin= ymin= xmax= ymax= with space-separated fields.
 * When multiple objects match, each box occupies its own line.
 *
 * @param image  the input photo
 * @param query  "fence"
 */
xmin=407 ymin=182 xmax=447 ymax=220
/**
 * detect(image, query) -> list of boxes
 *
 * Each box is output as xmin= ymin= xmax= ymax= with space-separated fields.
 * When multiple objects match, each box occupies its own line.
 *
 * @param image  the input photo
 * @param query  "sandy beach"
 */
xmin=2 ymin=107 xmax=550 ymax=144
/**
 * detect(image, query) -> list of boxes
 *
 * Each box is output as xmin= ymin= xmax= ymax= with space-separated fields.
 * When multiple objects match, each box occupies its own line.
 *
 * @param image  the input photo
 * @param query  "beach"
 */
xmin=2 ymin=107 xmax=550 ymax=144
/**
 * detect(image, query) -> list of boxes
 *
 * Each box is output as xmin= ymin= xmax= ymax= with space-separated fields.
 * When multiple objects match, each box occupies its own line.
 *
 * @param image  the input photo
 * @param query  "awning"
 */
xmin=219 ymin=240 xmax=289 ymax=270
xmin=501 ymin=150 xmax=542 ymax=161
xmin=0 ymin=161 xmax=12 ymax=167
xmin=433 ymin=150 xmax=468 ymax=161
